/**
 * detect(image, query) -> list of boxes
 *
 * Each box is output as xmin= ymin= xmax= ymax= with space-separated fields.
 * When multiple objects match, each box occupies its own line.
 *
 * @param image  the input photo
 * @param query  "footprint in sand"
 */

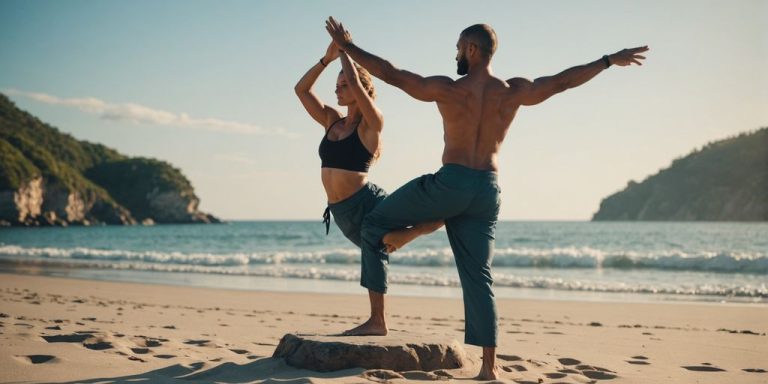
xmin=184 ymin=339 xmax=211 ymax=346
xmin=526 ymin=359 xmax=549 ymax=367
xmin=502 ymin=364 xmax=527 ymax=372
xmin=743 ymin=368 xmax=767 ymax=373
xmin=544 ymin=372 xmax=567 ymax=379
xmin=83 ymin=337 xmax=113 ymax=350
xmin=581 ymin=370 xmax=618 ymax=380
xmin=363 ymin=369 xmax=404 ymax=381
xmin=17 ymin=355 xmax=56 ymax=364
xmin=557 ymin=357 xmax=581 ymax=366
xmin=567 ymin=363 xmax=618 ymax=380
xmin=682 ymin=364 xmax=726 ymax=372
xmin=498 ymin=354 xmax=523 ymax=361
xmin=627 ymin=355 xmax=650 ymax=365
xmin=154 ymin=354 xmax=176 ymax=359
xmin=133 ymin=336 xmax=166 ymax=347
xmin=42 ymin=333 xmax=92 ymax=343
xmin=401 ymin=371 xmax=440 ymax=380
xmin=131 ymin=347 xmax=150 ymax=354
xmin=229 ymin=348 xmax=249 ymax=354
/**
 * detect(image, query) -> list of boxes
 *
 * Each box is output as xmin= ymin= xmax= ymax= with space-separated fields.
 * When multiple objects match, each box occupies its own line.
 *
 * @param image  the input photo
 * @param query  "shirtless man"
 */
xmin=326 ymin=17 xmax=647 ymax=380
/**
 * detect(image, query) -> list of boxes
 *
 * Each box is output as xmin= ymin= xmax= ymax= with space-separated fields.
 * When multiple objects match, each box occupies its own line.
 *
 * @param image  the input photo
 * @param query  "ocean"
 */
xmin=1 ymin=221 xmax=766 ymax=304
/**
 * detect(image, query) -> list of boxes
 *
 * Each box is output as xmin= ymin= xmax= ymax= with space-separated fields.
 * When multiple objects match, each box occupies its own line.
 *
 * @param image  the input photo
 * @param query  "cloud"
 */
xmin=3 ymin=88 xmax=297 ymax=138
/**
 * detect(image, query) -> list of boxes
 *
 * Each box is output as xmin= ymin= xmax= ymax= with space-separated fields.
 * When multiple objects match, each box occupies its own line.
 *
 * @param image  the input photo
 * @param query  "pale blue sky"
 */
xmin=1 ymin=0 xmax=765 ymax=220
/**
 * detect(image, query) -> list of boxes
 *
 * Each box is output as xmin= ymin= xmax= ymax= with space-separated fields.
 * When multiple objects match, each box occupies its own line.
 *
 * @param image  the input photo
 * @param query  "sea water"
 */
xmin=1 ymin=221 xmax=766 ymax=303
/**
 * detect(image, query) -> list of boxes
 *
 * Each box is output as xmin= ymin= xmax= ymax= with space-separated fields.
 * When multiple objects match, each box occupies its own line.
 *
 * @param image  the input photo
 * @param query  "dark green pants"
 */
xmin=327 ymin=182 xmax=388 ymax=248
xmin=360 ymin=164 xmax=501 ymax=347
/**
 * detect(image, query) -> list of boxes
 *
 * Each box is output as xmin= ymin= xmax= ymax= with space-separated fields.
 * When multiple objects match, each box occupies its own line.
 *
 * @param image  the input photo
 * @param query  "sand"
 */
xmin=0 ymin=273 xmax=766 ymax=383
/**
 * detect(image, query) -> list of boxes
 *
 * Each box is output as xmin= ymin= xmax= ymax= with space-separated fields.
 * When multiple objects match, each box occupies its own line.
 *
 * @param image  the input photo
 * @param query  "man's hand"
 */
xmin=323 ymin=41 xmax=340 ymax=64
xmin=325 ymin=17 xmax=353 ymax=49
xmin=609 ymin=46 xmax=649 ymax=66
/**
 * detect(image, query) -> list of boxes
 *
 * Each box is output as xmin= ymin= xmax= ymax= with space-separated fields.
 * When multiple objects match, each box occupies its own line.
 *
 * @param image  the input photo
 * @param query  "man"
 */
xmin=326 ymin=17 xmax=647 ymax=380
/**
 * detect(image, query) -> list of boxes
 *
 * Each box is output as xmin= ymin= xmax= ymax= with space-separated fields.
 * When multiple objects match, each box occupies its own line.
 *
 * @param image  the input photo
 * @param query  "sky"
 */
xmin=1 ymin=0 xmax=766 ymax=220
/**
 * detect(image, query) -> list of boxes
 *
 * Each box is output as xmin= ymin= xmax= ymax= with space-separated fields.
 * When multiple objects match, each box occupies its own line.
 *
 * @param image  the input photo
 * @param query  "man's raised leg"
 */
xmin=343 ymin=173 xmax=466 ymax=335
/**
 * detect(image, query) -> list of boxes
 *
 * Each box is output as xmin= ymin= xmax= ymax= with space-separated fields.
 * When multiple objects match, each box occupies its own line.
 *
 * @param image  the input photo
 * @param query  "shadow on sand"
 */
xmin=45 ymin=357 xmax=365 ymax=384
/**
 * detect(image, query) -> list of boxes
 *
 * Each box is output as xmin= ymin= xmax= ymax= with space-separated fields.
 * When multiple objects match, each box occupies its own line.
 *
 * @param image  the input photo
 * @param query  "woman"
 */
xmin=295 ymin=42 xmax=441 ymax=335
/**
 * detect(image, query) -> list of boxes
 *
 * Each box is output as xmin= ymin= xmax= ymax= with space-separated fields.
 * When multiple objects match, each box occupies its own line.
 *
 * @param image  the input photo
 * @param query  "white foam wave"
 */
xmin=1 ymin=245 xmax=766 ymax=273
xmin=1 ymin=258 xmax=765 ymax=298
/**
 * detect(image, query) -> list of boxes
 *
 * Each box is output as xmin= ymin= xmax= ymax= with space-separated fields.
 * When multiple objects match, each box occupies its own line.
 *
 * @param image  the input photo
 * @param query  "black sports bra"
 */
xmin=318 ymin=117 xmax=374 ymax=173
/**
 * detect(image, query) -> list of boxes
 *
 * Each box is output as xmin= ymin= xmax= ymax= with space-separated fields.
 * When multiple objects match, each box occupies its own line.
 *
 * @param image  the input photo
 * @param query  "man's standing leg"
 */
xmin=444 ymin=182 xmax=500 ymax=379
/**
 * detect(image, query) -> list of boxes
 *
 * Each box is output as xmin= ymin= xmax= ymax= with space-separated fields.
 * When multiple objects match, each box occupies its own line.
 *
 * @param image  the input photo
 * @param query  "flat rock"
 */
xmin=272 ymin=331 xmax=468 ymax=372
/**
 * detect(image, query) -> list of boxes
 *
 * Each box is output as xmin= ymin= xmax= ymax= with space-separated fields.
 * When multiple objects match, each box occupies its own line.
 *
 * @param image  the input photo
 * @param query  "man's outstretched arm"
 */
xmin=509 ymin=46 xmax=649 ymax=106
xmin=325 ymin=17 xmax=456 ymax=103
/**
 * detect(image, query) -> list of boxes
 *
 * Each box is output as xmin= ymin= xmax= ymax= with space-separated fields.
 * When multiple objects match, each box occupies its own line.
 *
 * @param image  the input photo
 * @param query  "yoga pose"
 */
xmin=326 ymin=17 xmax=647 ymax=379
xmin=294 ymin=41 xmax=442 ymax=335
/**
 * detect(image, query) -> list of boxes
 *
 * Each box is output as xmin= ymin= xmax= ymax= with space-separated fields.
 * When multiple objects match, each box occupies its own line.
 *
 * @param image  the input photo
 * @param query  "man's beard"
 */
xmin=456 ymin=55 xmax=469 ymax=75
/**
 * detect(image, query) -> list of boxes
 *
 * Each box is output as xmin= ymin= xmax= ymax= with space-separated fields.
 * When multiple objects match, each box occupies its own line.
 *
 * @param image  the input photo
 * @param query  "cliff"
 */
xmin=592 ymin=127 xmax=767 ymax=221
xmin=0 ymin=93 xmax=220 ymax=226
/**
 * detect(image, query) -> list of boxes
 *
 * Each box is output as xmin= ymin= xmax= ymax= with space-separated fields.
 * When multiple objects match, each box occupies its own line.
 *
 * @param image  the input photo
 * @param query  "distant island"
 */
xmin=592 ymin=127 xmax=767 ymax=221
xmin=0 ymin=93 xmax=220 ymax=226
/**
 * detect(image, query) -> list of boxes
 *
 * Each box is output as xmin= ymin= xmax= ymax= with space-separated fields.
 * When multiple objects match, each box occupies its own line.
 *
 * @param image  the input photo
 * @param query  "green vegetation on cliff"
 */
xmin=86 ymin=158 xmax=198 ymax=221
xmin=0 ymin=138 xmax=39 ymax=190
xmin=0 ymin=93 xmax=217 ymax=225
xmin=593 ymin=127 xmax=768 ymax=221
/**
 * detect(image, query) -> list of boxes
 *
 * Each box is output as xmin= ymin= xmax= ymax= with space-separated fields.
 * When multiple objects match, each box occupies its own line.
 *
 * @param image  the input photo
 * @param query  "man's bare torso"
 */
xmin=437 ymin=73 xmax=519 ymax=171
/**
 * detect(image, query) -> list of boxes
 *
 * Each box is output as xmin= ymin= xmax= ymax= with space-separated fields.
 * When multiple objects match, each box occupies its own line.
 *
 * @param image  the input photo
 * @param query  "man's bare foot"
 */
xmin=341 ymin=317 xmax=388 ymax=336
xmin=475 ymin=364 xmax=499 ymax=380
xmin=476 ymin=347 xmax=498 ymax=380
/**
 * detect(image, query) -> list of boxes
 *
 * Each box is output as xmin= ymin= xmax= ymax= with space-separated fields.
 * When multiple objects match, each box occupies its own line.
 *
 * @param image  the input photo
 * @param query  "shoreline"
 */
xmin=2 ymin=264 xmax=766 ymax=306
xmin=1 ymin=273 xmax=767 ymax=383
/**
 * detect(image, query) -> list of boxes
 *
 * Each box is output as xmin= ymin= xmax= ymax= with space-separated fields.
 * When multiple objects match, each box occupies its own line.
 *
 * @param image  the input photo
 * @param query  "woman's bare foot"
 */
xmin=382 ymin=227 xmax=419 ymax=253
xmin=341 ymin=316 xmax=388 ymax=336
xmin=382 ymin=221 xmax=444 ymax=253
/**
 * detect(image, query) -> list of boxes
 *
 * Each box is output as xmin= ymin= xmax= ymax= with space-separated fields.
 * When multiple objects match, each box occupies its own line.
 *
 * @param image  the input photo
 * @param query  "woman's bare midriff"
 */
xmin=321 ymin=168 xmax=368 ymax=203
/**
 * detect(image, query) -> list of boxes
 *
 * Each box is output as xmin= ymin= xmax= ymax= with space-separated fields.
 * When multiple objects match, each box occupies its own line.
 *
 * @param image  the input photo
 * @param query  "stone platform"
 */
xmin=272 ymin=331 xmax=468 ymax=372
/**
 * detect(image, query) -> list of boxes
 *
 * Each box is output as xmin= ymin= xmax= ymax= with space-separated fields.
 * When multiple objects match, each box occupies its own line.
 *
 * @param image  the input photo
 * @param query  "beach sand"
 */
xmin=0 ymin=273 xmax=766 ymax=383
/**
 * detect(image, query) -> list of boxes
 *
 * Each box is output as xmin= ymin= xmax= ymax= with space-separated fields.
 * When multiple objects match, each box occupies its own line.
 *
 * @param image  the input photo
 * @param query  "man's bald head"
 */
xmin=460 ymin=24 xmax=497 ymax=59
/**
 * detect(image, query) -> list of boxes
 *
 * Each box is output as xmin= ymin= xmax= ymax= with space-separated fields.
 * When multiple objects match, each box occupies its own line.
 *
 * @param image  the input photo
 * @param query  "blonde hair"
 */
xmin=341 ymin=64 xmax=376 ymax=99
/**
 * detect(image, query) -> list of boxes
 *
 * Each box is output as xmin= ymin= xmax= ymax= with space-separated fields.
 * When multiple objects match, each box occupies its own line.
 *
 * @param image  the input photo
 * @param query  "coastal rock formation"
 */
xmin=593 ymin=127 xmax=768 ymax=221
xmin=272 ymin=332 xmax=468 ymax=372
xmin=0 ymin=176 xmax=43 ymax=224
xmin=0 ymin=93 xmax=219 ymax=226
